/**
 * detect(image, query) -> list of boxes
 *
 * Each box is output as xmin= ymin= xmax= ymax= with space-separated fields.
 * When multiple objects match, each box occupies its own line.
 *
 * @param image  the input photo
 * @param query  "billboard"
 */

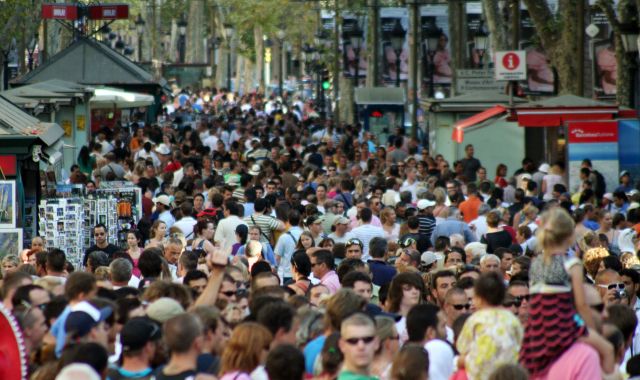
xmin=420 ymin=4 xmax=452 ymax=96
xmin=380 ymin=8 xmax=409 ymax=85
xmin=567 ymin=121 xmax=619 ymax=192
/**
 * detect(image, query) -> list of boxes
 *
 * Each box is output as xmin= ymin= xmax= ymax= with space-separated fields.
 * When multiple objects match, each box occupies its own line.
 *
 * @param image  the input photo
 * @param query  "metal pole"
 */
xmin=396 ymin=52 xmax=401 ymax=87
xmin=278 ymin=40 xmax=284 ymax=97
xmin=410 ymin=0 xmax=419 ymax=140
xmin=333 ymin=4 xmax=341 ymax=122
xmin=138 ymin=35 xmax=142 ymax=61
xmin=353 ymin=47 xmax=359 ymax=124
xmin=179 ymin=35 xmax=185 ymax=63
xmin=227 ymin=50 xmax=232 ymax=91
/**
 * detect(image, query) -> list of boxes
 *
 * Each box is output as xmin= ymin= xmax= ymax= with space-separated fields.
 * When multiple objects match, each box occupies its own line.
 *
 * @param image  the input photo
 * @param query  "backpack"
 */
xmin=593 ymin=170 xmax=606 ymax=198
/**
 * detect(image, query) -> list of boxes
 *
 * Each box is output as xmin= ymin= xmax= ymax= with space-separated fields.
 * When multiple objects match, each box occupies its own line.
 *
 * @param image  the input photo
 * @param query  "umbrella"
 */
xmin=90 ymin=87 xmax=155 ymax=109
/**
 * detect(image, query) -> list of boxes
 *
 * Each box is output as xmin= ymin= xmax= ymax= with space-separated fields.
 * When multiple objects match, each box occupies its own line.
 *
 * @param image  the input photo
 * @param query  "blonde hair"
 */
xmin=433 ymin=187 xmax=447 ymax=205
xmin=620 ymin=252 xmax=640 ymax=269
xmin=536 ymin=208 xmax=575 ymax=261
xmin=220 ymin=322 xmax=273 ymax=374
xmin=380 ymin=207 xmax=396 ymax=225
xmin=584 ymin=247 xmax=610 ymax=278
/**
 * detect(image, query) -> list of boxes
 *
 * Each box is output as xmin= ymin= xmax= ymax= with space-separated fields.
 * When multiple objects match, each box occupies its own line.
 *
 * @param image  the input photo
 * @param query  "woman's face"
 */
xmin=2 ymin=261 xmax=17 ymax=276
xmin=156 ymin=222 xmax=167 ymax=239
xmin=386 ymin=210 xmax=397 ymax=224
xmin=194 ymin=196 xmax=204 ymax=210
xmin=163 ymin=135 xmax=170 ymax=144
xmin=127 ymin=233 xmax=139 ymax=247
xmin=499 ymin=166 xmax=507 ymax=176
xmin=401 ymin=284 xmax=421 ymax=307
xmin=321 ymin=241 xmax=334 ymax=250
xmin=301 ymin=235 xmax=313 ymax=249
xmin=204 ymin=223 xmax=215 ymax=239
xmin=602 ymin=213 xmax=613 ymax=228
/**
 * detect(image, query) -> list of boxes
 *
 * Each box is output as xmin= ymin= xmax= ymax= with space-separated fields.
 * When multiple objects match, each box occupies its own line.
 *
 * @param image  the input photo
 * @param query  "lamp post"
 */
xmin=316 ymin=30 xmax=329 ymax=119
xmin=302 ymin=44 xmax=316 ymax=101
xmin=224 ymin=23 xmax=234 ymax=91
xmin=473 ymin=22 xmax=489 ymax=68
xmin=390 ymin=19 xmax=405 ymax=87
xmin=346 ymin=23 xmax=363 ymax=124
xmin=276 ymin=28 xmax=286 ymax=97
xmin=135 ymin=14 xmax=145 ymax=62
xmin=177 ymin=15 xmax=188 ymax=63
xmin=424 ymin=24 xmax=441 ymax=98
xmin=620 ymin=22 xmax=640 ymax=108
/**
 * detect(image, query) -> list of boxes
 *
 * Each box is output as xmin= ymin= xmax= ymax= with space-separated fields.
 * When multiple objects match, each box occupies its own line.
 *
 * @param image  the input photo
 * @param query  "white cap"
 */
xmin=538 ymin=163 xmax=550 ymax=173
xmin=417 ymin=199 xmax=436 ymax=210
xmin=155 ymin=143 xmax=171 ymax=155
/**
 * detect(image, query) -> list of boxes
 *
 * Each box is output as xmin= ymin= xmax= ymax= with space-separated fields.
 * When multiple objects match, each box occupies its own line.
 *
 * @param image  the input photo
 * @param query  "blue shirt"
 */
xmin=51 ymin=306 xmax=72 ymax=357
xmin=431 ymin=218 xmax=477 ymax=246
xmin=304 ymin=335 xmax=326 ymax=375
xmin=368 ymin=259 xmax=397 ymax=287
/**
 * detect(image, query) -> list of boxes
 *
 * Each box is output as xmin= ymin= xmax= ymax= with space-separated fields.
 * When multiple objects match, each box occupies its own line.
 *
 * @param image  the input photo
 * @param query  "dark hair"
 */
xmin=475 ymin=272 xmax=505 ymax=306
xmin=606 ymin=304 xmax=638 ymax=343
xmin=602 ymin=256 xmax=622 ymax=273
xmin=194 ymin=218 xmax=213 ymax=236
xmin=12 ymin=284 xmax=46 ymax=308
xmin=47 ymin=248 xmax=67 ymax=272
xmin=341 ymin=271 xmax=372 ymax=289
xmin=65 ymin=272 xmax=97 ymax=301
xmin=138 ymin=248 xmax=164 ymax=278
xmin=184 ymin=270 xmax=208 ymax=285
xmin=621 ymin=268 xmax=640 ymax=285
xmin=369 ymin=237 xmax=388 ymax=259
xmin=360 ymin=207 xmax=373 ymax=223
xmin=388 ymin=272 xmax=425 ymax=313
xmin=312 ymin=250 xmax=335 ymax=270
xmin=406 ymin=303 xmax=440 ymax=343
xmin=336 ymin=258 xmax=366 ymax=283
xmin=291 ymin=251 xmax=311 ymax=277
xmin=257 ymin=301 xmax=296 ymax=336
xmin=62 ymin=342 xmax=109 ymax=375
xmin=266 ymin=344 xmax=306 ymax=380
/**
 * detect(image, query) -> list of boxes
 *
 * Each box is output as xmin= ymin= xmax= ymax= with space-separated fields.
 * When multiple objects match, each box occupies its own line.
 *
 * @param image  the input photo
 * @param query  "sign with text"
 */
xmin=87 ymin=4 xmax=129 ymax=20
xmin=456 ymin=69 xmax=503 ymax=94
xmin=494 ymin=51 xmax=527 ymax=81
xmin=41 ymin=4 xmax=78 ymax=20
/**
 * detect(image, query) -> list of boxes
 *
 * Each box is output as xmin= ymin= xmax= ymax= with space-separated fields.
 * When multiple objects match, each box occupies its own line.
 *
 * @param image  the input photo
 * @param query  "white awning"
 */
xmin=90 ymin=87 xmax=154 ymax=109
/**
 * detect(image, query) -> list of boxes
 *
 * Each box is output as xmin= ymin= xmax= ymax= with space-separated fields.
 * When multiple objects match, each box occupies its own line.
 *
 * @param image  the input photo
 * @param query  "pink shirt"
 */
xmin=533 ymin=342 xmax=601 ymax=380
xmin=321 ymin=270 xmax=341 ymax=294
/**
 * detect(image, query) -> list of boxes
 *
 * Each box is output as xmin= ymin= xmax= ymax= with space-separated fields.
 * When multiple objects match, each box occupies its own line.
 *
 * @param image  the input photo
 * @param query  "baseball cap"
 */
xmin=538 ymin=163 xmax=550 ymax=173
xmin=620 ymin=170 xmax=630 ymax=178
xmin=146 ymin=297 xmax=184 ymax=323
xmin=120 ymin=317 xmax=162 ymax=353
xmin=345 ymin=238 xmax=363 ymax=248
xmin=306 ymin=215 xmax=323 ymax=226
xmin=417 ymin=199 xmax=436 ymax=210
xmin=421 ymin=251 xmax=437 ymax=266
xmin=520 ymin=173 xmax=532 ymax=180
xmin=249 ymin=164 xmax=261 ymax=176
xmin=333 ymin=216 xmax=350 ymax=225
xmin=65 ymin=301 xmax=113 ymax=338
xmin=152 ymin=194 xmax=172 ymax=207
xmin=603 ymin=193 xmax=614 ymax=201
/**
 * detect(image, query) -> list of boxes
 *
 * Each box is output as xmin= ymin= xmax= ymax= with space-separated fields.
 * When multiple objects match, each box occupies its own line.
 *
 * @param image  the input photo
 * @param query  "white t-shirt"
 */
xmin=424 ymin=339 xmax=455 ymax=380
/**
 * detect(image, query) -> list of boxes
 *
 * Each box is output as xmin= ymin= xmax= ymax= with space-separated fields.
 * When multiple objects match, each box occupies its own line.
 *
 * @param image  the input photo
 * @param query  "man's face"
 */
xmin=266 ymin=184 xmax=276 ymax=194
xmin=316 ymin=186 xmax=326 ymax=200
xmin=310 ymin=257 xmax=327 ymax=279
xmin=445 ymin=252 xmax=463 ymax=267
xmin=338 ymin=324 xmax=379 ymax=371
xmin=346 ymin=244 xmax=363 ymax=260
xmin=508 ymin=285 xmax=530 ymax=325
xmin=218 ymin=280 xmax=238 ymax=304
xmin=501 ymin=253 xmax=513 ymax=272
xmin=353 ymin=281 xmax=372 ymax=301
xmin=466 ymin=146 xmax=474 ymax=157
xmin=433 ymin=276 xmax=456 ymax=306
xmin=249 ymin=229 xmax=261 ymax=241
xmin=309 ymin=285 xmax=330 ymax=307
xmin=188 ymin=278 xmax=208 ymax=296
xmin=25 ymin=308 xmax=48 ymax=348
xmin=310 ymin=222 xmax=323 ymax=235
xmin=480 ymin=258 xmax=500 ymax=274
xmin=445 ymin=293 xmax=469 ymax=325
xmin=370 ymin=198 xmax=381 ymax=214
xmin=91 ymin=321 xmax=110 ymax=349
xmin=622 ymin=275 xmax=639 ymax=303
xmin=86 ymin=182 xmax=96 ymax=192
xmin=596 ymin=271 xmax=624 ymax=305
xmin=435 ymin=311 xmax=448 ymax=340
xmin=164 ymin=244 xmax=182 ymax=265
xmin=94 ymin=227 xmax=107 ymax=245
xmin=477 ymin=168 xmax=487 ymax=180
xmin=446 ymin=183 xmax=457 ymax=197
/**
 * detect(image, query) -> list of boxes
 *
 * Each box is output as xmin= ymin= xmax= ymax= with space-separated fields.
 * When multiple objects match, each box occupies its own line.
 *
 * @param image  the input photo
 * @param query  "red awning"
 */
xmin=451 ymin=105 xmax=507 ymax=143
xmin=514 ymin=107 xmax=619 ymax=127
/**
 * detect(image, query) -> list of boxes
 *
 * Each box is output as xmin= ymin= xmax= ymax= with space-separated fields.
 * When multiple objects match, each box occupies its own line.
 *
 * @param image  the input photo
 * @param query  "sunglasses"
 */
xmin=220 ymin=290 xmax=238 ymax=297
xmin=599 ymin=283 xmax=626 ymax=291
xmin=452 ymin=303 xmax=471 ymax=311
xmin=346 ymin=239 xmax=363 ymax=248
xmin=94 ymin=232 xmax=105 ymax=236
xmin=344 ymin=336 xmax=376 ymax=345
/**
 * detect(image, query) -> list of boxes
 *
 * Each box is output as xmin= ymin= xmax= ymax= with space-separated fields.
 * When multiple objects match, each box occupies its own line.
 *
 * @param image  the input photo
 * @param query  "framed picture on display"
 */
xmin=0 ymin=180 xmax=16 ymax=228
xmin=0 ymin=228 xmax=23 ymax=258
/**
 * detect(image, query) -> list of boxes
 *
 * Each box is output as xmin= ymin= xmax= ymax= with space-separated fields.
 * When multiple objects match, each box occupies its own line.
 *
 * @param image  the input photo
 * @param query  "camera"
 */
xmin=615 ymin=289 xmax=627 ymax=300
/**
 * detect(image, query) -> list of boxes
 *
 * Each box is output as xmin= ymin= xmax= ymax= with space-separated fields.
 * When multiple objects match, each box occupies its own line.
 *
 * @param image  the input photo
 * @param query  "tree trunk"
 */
xmin=254 ymin=26 xmax=265 ymax=92
xmin=339 ymin=75 xmax=354 ymax=124
xmin=482 ymin=0 xmax=510 ymax=51
xmin=365 ymin=0 xmax=379 ymax=87
xmin=187 ymin=0 xmax=205 ymax=63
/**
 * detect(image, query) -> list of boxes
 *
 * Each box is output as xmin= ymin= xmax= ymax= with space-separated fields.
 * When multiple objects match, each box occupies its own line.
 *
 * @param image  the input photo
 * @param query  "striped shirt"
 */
xmin=418 ymin=215 xmax=436 ymax=239
xmin=243 ymin=213 xmax=280 ymax=244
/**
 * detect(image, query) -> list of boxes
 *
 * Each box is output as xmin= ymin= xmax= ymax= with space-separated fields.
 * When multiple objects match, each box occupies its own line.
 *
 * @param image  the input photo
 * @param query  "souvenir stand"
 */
xmin=37 ymin=182 xmax=141 ymax=268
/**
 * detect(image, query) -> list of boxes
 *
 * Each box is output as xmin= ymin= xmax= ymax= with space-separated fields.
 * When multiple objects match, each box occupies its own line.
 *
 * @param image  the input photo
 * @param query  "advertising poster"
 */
xmin=618 ymin=119 xmax=640 ymax=181
xmin=466 ymin=2 xmax=486 ymax=68
xmin=589 ymin=2 xmax=616 ymax=98
xmin=342 ymin=14 xmax=367 ymax=80
xmin=380 ymin=7 xmax=409 ymax=85
xmin=519 ymin=5 xmax=556 ymax=95
xmin=567 ymin=121 xmax=619 ymax=192
xmin=420 ymin=4 xmax=452 ymax=95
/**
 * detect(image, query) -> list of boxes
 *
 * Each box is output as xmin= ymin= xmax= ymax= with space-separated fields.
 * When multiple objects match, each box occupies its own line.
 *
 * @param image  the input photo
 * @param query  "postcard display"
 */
xmin=38 ymin=186 xmax=141 ymax=268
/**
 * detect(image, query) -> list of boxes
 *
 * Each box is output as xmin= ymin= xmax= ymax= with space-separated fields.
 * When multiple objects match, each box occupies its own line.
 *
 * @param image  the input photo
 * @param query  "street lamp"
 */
xmin=135 ymin=14 xmax=145 ymax=62
xmin=276 ymin=28 xmax=286 ymax=97
xmin=316 ymin=30 xmax=329 ymax=119
xmin=474 ymin=22 xmax=490 ymax=68
xmin=224 ymin=23 xmax=234 ymax=91
xmin=424 ymin=23 xmax=442 ymax=98
xmin=620 ymin=22 xmax=640 ymax=54
xmin=390 ymin=19 xmax=405 ymax=87
xmin=177 ymin=15 xmax=188 ymax=63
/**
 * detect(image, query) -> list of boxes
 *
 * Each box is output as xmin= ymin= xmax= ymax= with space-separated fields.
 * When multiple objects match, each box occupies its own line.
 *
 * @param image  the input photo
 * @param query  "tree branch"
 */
xmin=521 ymin=0 xmax=559 ymax=52
xmin=597 ymin=0 xmax=621 ymax=34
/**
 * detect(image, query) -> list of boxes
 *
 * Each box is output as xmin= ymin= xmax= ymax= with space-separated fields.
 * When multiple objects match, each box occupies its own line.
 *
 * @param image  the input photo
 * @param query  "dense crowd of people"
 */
xmin=6 ymin=88 xmax=640 ymax=380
